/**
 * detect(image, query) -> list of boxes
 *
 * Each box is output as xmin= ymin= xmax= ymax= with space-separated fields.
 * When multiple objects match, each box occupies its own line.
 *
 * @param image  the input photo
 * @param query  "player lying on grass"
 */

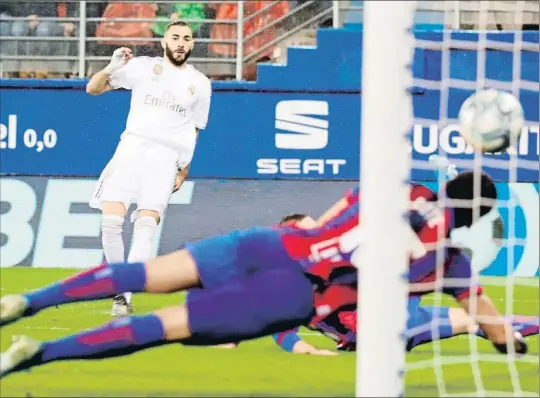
xmin=213 ymin=214 xmax=539 ymax=355
xmin=265 ymin=308 xmax=539 ymax=354
xmin=0 ymin=171 xmax=528 ymax=378
xmin=213 ymin=294 xmax=539 ymax=355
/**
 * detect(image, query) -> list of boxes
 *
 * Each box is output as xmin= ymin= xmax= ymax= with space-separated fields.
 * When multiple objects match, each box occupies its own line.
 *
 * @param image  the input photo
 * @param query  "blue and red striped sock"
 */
xmin=476 ymin=316 xmax=539 ymax=339
xmin=406 ymin=323 xmax=454 ymax=351
xmin=42 ymin=314 xmax=165 ymax=362
xmin=23 ymin=262 xmax=146 ymax=315
xmin=20 ymin=315 xmax=166 ymax=369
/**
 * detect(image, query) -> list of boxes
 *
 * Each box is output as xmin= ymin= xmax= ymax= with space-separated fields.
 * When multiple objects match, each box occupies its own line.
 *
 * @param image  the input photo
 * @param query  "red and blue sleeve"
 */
xmin=410 ymin=251 xmax=483 ymax=299
xmin=345 ymin=186 xmax=360 ymax=205
xmin=272 ymin=327 xmax=301 ymax=352
xmin=408 ymin=251 xmax=439 ymax=283
xmin=442 ymin=252 xmax=483 ymax=300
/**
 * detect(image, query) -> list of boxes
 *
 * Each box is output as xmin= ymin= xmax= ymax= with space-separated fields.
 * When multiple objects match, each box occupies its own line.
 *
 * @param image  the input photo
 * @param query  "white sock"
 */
xmin=101 ymin=214 xmax=125 ymax=264
xmin=125 ymin=216 xmax=158 ymax=304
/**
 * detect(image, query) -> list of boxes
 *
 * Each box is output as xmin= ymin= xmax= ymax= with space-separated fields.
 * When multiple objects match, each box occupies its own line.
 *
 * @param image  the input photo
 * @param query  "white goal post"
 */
xmin=356 ymin=1 xmax=539 ymax=397
xmin=357 ymin=1 xmax=417 ymax=397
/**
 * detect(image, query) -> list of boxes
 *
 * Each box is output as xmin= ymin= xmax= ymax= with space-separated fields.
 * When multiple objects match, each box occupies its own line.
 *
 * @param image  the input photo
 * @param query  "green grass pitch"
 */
xmin=0 ymin=268 xmax=538 ymax=397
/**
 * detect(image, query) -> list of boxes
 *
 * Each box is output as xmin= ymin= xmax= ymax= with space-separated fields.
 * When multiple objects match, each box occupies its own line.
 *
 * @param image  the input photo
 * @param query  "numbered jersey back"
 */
xmin=281 ymin=184 xmax=452 ymax=278
xmin=280 ymin=186 xmax=362 ymax=286
xmin=280 ymin=184 xmax=453 ymax=325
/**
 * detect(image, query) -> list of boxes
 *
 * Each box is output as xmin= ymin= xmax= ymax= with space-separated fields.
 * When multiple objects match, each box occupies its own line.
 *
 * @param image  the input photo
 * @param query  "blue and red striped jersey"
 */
xmin=279 ymin=186 xmax=360 ymax=282
xmin=406 ymin=184 xmax=481 ymax=298
xmin=277 ymin=184 xmax=480 ymax=325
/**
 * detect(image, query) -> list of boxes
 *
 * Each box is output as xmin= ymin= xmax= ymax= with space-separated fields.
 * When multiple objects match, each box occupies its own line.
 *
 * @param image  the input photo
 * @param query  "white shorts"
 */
xmin=90 ymin=135 xmax=187 ymax=222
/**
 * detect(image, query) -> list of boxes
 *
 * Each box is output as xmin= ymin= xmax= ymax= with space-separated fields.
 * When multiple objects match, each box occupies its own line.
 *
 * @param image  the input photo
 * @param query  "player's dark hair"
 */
xmin=165 ymin=21 xmax=192 ymax=34
xmin=445 ymin=171 xmax=497 ymax=228
xmin=279 ymin=213 xmax=309 ymax=225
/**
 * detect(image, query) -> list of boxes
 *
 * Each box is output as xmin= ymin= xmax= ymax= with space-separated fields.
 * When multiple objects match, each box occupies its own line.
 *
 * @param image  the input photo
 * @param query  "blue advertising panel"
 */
xmin=1 ymin=177 xmax=537 ymax=277
xmin=0 ymin=30 xmax=538 ymax=181
xmin=1 ymin=85 xmax=538 ymax=181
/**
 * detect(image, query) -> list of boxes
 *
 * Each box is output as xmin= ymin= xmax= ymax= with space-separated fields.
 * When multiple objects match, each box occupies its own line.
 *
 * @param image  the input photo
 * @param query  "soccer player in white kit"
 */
xmin=85 ymin=21 xmax=212 ymax=316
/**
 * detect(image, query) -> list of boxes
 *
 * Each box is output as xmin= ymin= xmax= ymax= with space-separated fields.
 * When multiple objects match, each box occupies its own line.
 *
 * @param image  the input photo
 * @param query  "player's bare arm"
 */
xmin=86 ymin=47 xmax=133 ymax=95
xmin=216 ymin=335 xmax=337 ymax=356
xmin=316 ymin=198 xmax=349 ymax=226
xmin=291 ymin=340 xmax=337 ymax=356
xmin=173 ymin=129 xmax=199 ymax=192
xmin=173 ymin=166 xmax=190 ymax=193
xmin=85 ymin=70 xmax=114 ymax=96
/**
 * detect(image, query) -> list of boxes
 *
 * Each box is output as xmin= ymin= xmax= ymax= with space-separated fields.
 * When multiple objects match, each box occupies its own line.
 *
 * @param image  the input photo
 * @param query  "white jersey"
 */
xmin=108 ymin=56 xmax=212 ymax=166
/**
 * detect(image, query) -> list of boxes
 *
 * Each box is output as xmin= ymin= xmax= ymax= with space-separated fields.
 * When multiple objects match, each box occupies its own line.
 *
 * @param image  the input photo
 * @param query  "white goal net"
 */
xmin=358 ymin=1 xmax=539 ymax=397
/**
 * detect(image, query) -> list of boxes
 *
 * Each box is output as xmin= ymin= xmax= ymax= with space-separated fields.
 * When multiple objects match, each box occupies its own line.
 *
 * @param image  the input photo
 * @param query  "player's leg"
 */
xmin=89 ymin=149 xmax=139 ymax=316
xmin=404 ymin=301 xmax=506 ymax=351
xmin=0 ymin=305 xmax=188 ymax=378
xmin=90 ymin=152 xmax=138 ymax=268
xmin=101 ymin=202 xmax=128 ymax=266
xmin=406 ymin=302 xmax=466 ymax=351
xmin=502 ymin=315 xmax=539 ymax=339
xmin=0 ymin=268 xmax=314 ymax=377
xmin=112 ymin=209 xmax=160 ymax=316
xmin=0 ymin=249 xmax=201 ymax=327
xmin=405 ymin=297 xmax=454 ymax=351
xmin=449 ymin=309 xmax=539 ymax=340
xmin=101 ymin=202 xmax=131 ymax=317
xmin=442 ymin=252 xmax=527 ymax=354
xmin=127 ymin=210 xmax=160 ymax=270
xmin=117 ymin=146 xmax=178 ymax=314
xmin=0 ymin=229 xmax=249 ymax=326
xmin=182 ymin=268 xmax=314 ymax=346
xmin=186 ymin=289 xmax=242 ymax=349
xmin=92 ymin=189 xmax=129 ymax=273
xmin=405 ymin=304 xmax=538 ymax=351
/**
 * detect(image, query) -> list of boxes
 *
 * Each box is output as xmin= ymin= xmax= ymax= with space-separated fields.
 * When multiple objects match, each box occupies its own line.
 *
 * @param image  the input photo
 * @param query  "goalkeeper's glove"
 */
xmin=104 ymin=47 xmax=132 ymax=74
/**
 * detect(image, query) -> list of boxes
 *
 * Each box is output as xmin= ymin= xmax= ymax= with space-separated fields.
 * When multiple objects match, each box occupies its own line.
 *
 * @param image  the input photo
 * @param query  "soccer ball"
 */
xmin=457 ymin=89 xmax=524 ymax=153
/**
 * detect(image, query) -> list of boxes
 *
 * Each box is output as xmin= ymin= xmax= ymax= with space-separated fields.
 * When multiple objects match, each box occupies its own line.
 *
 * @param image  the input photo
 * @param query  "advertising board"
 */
xmin=1 ymin=177 xmax=537 ymax=277
xmin=1 ymin=89 xmax=538 ymax=181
